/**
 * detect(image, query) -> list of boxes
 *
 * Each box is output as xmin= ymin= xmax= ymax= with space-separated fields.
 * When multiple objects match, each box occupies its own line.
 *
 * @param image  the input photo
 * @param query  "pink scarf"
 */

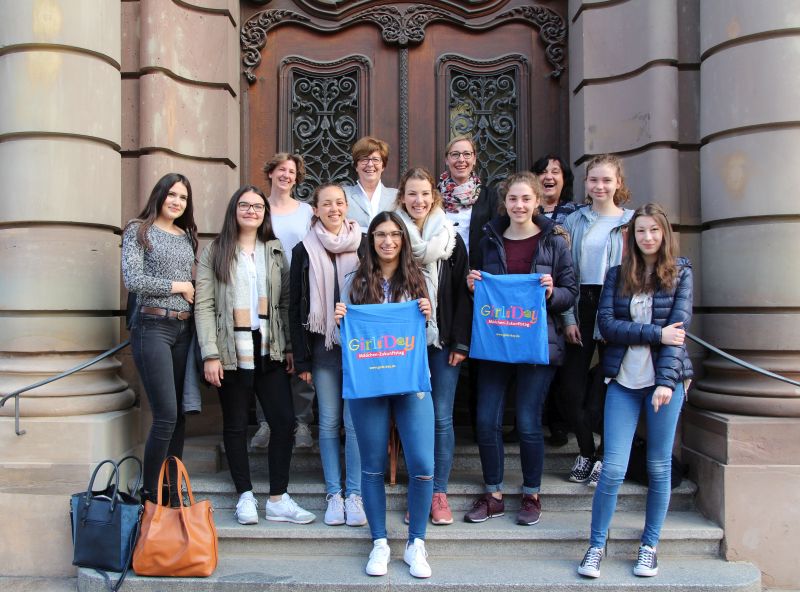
xmin=303 ymin=218 xmax=361 ymax=348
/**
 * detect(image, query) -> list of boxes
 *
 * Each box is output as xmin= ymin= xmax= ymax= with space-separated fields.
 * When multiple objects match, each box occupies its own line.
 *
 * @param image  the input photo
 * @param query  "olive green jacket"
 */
xmin=195 ymin=239 xmax=291 ymax=370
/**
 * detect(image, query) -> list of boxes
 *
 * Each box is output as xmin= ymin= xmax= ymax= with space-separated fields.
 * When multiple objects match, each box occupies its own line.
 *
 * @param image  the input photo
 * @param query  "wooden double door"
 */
xmin=241 ymin=1 xmax=569 ymax=198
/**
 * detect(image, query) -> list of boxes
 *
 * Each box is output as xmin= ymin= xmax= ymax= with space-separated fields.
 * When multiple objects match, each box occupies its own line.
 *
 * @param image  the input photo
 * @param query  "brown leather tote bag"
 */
xmin=132 ymin=456 xmax=218 ymax=577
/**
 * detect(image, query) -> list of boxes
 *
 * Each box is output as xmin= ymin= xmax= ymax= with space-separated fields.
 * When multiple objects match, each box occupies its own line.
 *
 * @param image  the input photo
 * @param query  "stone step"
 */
xmin=211 ymin=510 xmax=722 ymax=558
xmin=234 ymin=436 xmax=580 ymax=474
xmin=77 ymin=555 xmax=761 ymax=592
xmin=190 ymin=470 xmax=698 ymax=513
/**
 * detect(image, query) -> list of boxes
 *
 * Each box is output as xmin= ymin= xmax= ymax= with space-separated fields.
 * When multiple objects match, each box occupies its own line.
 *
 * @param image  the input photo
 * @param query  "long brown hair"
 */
xmin=619 ymin=203 xmax=678 ymax=296
xmin=348 ymin=211 xmax=428 ymax=304
xmin=210 ymin=185 xmax=276 ymax=284
xmin=127 ymin=173 xmax=198 ymax=253
xmin=584 ymin=153 xmax=631 ymax=206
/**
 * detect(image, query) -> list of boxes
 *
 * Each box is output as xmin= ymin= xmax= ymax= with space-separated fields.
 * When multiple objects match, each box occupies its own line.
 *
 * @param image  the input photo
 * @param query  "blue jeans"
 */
xmin=311 ymin=337 xmax=360 ymax=497
xmin=428 ymin=345 xmax=462 ymax=493
xmin=130 ymin=314 xmax=192 ymax=497
xmin=349 ymin=392 xmax=434 ymax=543
xmin=476 ymin=361 xmax=556 ymax=494
xmin=590 ymin=380 xmax=685 ymax=548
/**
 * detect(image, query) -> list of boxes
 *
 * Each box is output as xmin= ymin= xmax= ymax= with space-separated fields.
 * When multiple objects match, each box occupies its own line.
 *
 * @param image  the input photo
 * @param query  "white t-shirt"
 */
xmin=271 ymin=201 xmax=313 ymax=265
xmin=446 ymin=207 xmax=472 ymax=254
xmin=580 ymin=214 xmax=623 ymax=285
xmin=614 ymin=293 xmax=656 ymax=389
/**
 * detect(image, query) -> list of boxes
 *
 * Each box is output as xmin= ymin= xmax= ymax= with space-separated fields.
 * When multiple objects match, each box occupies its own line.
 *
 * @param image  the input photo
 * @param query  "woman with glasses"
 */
xmin=343 ymin=136 xmax=398 ymax=233
xmin=334 ymin=211 xmax=435 ymax=579
xmin=438 ymin=135 xmax=500 ymax=269
xmin=289 ymin=183 xmax=367 ymax=527
xmin=393 ymin=167 xmax=471 ymax=525
xmin=122 ymin=173 xmax=197 ymax=503
xmin=195 ymin=185 xmax=316 ymax=527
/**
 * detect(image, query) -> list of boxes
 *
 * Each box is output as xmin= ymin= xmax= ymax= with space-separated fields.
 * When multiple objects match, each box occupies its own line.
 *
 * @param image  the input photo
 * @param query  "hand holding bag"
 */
xmin=132 ymin=456 xmax=218 ymax=577
xmin=70 ymin=456 xmax=143 ymax=592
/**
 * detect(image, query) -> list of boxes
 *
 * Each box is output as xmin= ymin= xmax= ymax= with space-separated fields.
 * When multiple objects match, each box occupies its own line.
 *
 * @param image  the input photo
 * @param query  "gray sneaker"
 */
xmin=265 ymin=493 xmax=316 ymax=524
xmin=345 ymin=493 xmax=367 ymax=526
xmin=250 ymin=422 xmax=270 ymax=448
xmin=324 ymin=492 xmax=345 ymax=526
xmin=633 ymin=544 xmax=658 ymax=577
xmin=578 ymin=546 xmax=604 ymax=578
xmin=294 ymin=422 xmax=314 ymax=449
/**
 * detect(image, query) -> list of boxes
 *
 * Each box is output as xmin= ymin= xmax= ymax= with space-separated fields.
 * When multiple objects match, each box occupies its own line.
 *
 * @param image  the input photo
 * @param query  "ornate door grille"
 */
xmin=280 ymin=56 xmax=370 ymax=201
xmin=439 ymin=54 xmax=530 ymax=187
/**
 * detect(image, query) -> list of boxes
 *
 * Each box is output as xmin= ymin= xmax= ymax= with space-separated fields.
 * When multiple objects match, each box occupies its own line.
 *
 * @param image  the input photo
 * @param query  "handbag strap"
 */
xmin=94 ymin=515 xmax=141 ymax=592
xmin=104 ymin=455 xmax=143 ymax=498
xmin=157 ymin=456 xmax=197 ymax=507
xmin=85 ymin=459 xmax=120 ymax=512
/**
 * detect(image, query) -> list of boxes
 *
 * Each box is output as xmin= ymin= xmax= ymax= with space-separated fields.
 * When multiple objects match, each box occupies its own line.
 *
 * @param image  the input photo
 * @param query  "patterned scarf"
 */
xmin=438 ymin=170 xmax=482 ymax=213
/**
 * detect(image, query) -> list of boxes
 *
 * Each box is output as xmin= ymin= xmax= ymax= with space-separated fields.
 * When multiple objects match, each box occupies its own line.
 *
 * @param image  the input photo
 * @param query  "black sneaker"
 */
xmin=577 ymin=546 xmax=604 ymax=578
xmin=633 ymin=544 xmax=658 ymax=577
xmin=568 ymin=455 xmax=593 ymax=482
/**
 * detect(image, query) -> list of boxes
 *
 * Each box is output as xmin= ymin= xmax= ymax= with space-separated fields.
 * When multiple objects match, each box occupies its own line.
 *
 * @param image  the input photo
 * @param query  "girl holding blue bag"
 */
xmin=466 ymin=171 xmax=577 ymax=526
xmin=334 ymin=211 xmax=435 ymax=579
xmin=578 ymin=203 xmax=692 ymax=579
xmin=394 ymin=167 xmax=472 ymax=526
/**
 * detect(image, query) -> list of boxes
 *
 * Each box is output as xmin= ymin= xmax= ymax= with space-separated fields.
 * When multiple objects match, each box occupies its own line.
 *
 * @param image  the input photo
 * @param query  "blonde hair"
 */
xmin=444 ymin=135 xmax=477 ymax=156
xmin=584 ymin=153 xmax=631 ymax=206
xmin=395 ymin=167 xmax=443 ymax=215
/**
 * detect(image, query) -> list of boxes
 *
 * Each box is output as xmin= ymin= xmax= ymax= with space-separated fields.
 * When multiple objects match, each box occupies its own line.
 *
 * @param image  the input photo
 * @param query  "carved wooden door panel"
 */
xmin=241 ymin=1 xmax=568 ymax=195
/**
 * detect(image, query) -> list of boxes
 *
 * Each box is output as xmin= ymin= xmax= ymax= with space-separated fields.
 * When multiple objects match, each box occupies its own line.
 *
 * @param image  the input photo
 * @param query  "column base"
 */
xmin=0 ymin=408 xmax=141 ymax=577
xmin=683 ymin=405 xmax=800 ymax=589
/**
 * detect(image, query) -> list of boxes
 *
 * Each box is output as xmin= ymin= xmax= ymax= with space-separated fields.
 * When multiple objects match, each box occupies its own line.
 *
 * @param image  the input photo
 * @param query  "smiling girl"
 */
xmin=394 ymin=167 xmax=471 ymax=525
xmin=465 ymin=171 xmax=577 ymax=526
xmin=122 ymin=173 xmax=197 ymax=503
xmin=561 ymin=154 xmax=635 ymax=486
xmin=577 ymin=203 xmax=692 ymax=579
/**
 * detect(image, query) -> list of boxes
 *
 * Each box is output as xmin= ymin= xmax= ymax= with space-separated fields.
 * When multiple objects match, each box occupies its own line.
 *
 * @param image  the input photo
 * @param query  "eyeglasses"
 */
xmin=372 ymin=230 xmax=403 ymax=241
xmin=357 ymin=157 xmax=383 ymax=166
xmin=448 ymin=151 xmax=474 ymax=160
xmin=238 ymin=202 xmax=265 ymax=213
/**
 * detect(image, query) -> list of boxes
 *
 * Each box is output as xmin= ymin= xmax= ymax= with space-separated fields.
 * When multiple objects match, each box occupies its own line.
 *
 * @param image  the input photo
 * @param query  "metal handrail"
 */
xmin=0 ymin=340 xmax=130 ymax=436
xmin=687 ymin=332 xmax=800 ymax=389
xmin=1 ymin=331 xmax=798 ymax=438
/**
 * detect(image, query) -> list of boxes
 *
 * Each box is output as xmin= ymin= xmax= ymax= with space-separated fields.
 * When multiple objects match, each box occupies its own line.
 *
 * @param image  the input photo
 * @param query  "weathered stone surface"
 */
xmin=700 ymin=0 xmax=800 ymax=54
xmin=0 ymin=138 xmax=120 ymax=226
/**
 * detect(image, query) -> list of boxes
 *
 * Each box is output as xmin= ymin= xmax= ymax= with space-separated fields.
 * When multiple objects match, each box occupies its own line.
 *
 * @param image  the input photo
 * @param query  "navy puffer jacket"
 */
xmin=598 ymin=258 xmax=694 ymax=390
xmin=475 ymin=214 xmax=578 ymax=366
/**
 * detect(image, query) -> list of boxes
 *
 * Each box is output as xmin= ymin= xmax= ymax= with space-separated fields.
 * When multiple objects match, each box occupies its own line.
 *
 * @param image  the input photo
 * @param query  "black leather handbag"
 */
xmin=70 ymin=456 xmax=143 ymax=591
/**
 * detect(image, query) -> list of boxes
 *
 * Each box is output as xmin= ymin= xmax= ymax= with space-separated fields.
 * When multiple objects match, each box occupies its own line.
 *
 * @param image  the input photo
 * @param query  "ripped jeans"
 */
xmin=349 ymin=392 xmax=434 ymax=543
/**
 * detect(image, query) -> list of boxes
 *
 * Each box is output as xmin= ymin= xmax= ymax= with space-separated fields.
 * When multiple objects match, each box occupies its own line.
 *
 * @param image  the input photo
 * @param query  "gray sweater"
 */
xmin=122 ymin=222 xmax=194 ymax=312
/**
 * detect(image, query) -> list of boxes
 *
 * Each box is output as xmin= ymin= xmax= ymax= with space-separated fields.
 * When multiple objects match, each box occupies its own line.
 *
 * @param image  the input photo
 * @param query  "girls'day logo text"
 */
xmin=480 ymin=304 xmax=539 ymax=328
xmin=348 ymin=334 xmax=416 ymax=359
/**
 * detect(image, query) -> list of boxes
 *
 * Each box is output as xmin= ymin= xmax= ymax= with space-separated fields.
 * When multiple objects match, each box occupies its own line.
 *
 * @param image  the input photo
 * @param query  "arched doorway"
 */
xmin=241 ymin=0 xmax=568 ymax=196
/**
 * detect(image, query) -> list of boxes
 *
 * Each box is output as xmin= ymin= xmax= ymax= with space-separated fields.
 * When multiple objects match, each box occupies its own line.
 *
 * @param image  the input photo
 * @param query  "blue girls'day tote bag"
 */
xmin=340 ymin=300 xmax=431 ymax=399
xmin=470 ymin=272 xmax=549 ymax=364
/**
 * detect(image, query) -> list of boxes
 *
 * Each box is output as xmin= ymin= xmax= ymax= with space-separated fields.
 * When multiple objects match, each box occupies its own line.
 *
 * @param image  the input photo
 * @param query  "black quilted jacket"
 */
xmin=598 ymin=258 xmax=694 ymax=389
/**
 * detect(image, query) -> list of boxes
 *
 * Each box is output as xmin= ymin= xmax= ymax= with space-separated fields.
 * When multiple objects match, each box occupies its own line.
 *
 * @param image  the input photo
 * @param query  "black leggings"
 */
xmin=557 ymin=285 xmax=605 ymax=459
xmin=218 ymin=332 xmax=295 ymax=496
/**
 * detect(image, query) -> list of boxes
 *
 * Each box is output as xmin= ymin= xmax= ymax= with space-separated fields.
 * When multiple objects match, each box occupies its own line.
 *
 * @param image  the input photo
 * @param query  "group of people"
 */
xmin=122 ymin=135 xmax=693 ymax=580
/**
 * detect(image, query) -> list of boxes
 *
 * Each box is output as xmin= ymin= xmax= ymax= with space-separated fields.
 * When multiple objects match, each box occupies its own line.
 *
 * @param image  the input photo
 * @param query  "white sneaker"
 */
xmin=587 ymin=460 xmax=603 ymax=488
xmin=250 ymin=422 xmax=270 ymax=448
xmin=235 ymin=491 xmax=258 ymax=525
xmin=403 ymin=538 xmax=431 ymax=578
xmin=324 ymin=492 xmax=345 ymax=526
xmin=265 ymin=493 xmax=316 ymax=524
xmin=294 ymin=422 xmax=314 ymax=448
xmin=344 ymin=493 xmax=367 ymax=526
xmin=365 ymin=538 xmax=390 ymax=576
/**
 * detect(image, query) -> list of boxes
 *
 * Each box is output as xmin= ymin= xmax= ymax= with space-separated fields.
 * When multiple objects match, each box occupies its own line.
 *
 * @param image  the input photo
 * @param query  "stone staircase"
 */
xmin=78 ymin=430 xmax=761 ymax=591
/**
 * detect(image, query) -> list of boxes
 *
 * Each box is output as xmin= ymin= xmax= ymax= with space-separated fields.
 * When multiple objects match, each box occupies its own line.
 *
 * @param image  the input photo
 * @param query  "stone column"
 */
xmin=682 ymin=1 xmax=800 ymax=588
xmin=0 ymin=0 xmax=136 ymax=576
xmin=121 ymin=0 xmax=241 ymax=440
